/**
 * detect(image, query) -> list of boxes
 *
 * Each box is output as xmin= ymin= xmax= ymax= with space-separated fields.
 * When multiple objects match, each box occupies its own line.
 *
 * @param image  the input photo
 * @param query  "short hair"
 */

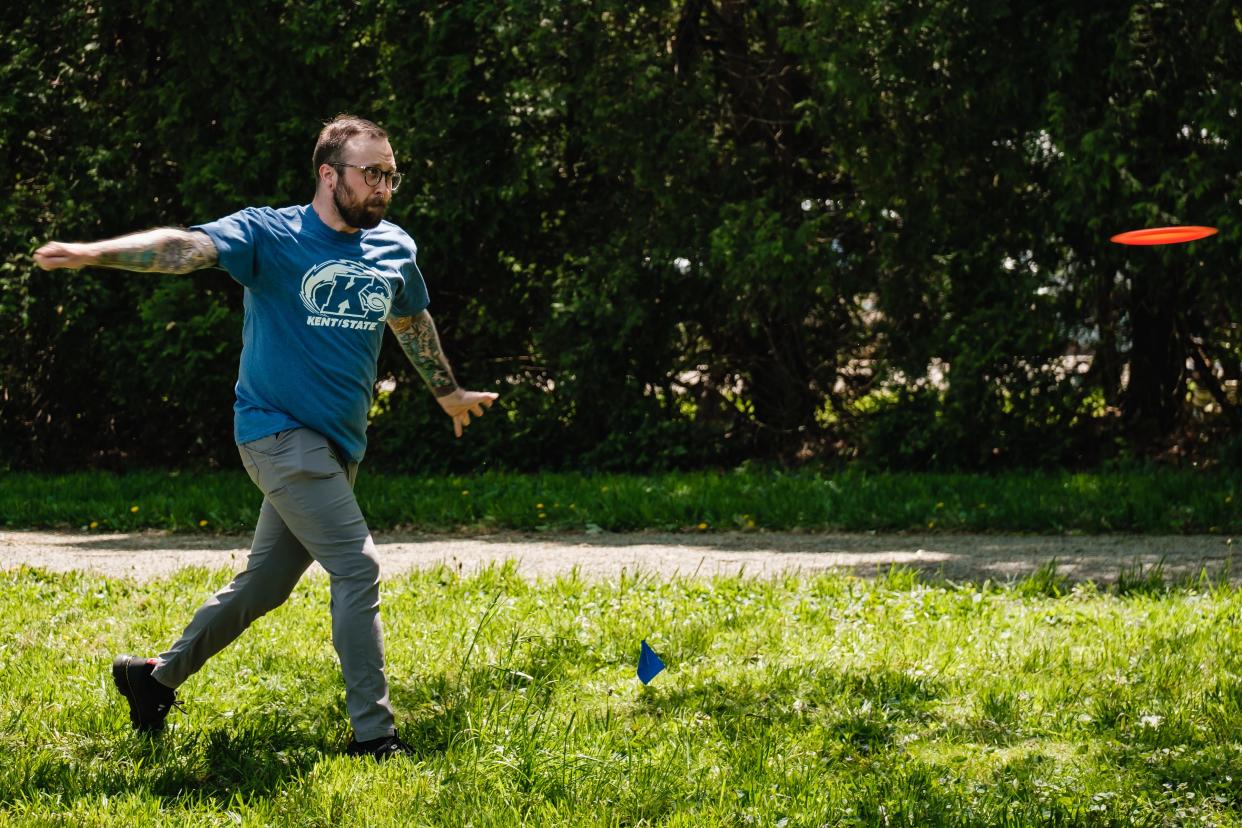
xmin=312 ymin=114 xmax=388 ymax=174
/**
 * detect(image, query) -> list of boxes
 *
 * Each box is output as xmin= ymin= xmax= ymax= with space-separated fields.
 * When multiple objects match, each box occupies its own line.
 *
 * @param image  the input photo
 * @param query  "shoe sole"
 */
xmin=346 ymin=738 xmax=414 ymax=760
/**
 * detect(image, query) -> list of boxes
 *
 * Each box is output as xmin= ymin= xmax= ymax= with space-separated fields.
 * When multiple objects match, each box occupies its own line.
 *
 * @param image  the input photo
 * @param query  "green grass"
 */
xmin=2 ymin=469 xmax=1240 ymax=534
xmin=3 ymin=564 xmax=1242 ymax=825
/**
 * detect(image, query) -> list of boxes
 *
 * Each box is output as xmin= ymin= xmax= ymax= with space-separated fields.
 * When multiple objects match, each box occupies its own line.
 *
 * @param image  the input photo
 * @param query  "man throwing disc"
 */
xmin=34 ymin=114 xmax=498 ymax=759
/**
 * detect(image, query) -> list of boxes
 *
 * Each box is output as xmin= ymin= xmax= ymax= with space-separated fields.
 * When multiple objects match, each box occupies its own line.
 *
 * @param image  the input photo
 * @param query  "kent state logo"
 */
xmin=300 ymin=260 xmax=393 ymax=330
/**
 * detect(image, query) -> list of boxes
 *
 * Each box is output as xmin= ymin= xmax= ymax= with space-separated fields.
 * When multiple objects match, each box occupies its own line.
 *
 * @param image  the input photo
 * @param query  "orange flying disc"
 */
xmin=1110 ymin=225 xmax=1218 ymax=245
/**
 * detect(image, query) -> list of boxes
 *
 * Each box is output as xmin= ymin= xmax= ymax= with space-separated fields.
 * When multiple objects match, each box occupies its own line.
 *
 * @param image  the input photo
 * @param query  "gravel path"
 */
xmin=1 ymin=529 xmax=1237 ymax=584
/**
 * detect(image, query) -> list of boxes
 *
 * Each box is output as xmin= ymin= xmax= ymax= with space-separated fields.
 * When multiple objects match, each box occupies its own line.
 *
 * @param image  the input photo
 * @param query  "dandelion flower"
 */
xmin=130 ymin=506 xmax=140 ymax=513
xmin=89 ymin=521 xmax=99 ymax=529
xmin=199 ymin=520 xmax=209 ymax=528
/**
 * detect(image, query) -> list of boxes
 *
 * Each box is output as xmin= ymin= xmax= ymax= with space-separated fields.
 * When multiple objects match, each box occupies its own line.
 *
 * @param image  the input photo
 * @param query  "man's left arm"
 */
xmin=387 ymin=310 xmax=498 ymax=438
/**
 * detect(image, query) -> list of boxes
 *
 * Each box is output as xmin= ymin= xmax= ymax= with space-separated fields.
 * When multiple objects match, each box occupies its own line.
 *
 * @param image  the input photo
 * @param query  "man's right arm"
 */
xmin=33 ymin=228 xmax=218 ymax=274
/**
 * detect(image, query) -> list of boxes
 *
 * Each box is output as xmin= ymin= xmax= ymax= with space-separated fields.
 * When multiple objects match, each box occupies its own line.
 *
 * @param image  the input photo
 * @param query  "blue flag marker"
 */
xmin=637 ymin=640 xmax=666 ymax=685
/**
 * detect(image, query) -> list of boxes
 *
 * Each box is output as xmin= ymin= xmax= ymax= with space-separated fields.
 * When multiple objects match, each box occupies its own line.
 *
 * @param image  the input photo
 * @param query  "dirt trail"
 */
xmin=1 ymin=529 xmax=1236 ymax=584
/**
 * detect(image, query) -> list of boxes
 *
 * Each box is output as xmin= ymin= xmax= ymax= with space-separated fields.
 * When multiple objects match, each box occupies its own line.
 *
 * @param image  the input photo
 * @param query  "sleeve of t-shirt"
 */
xmin=389 ymin=239 xmax=431 ymax=317
xmin=191 ymin=207 xmax=267 ymax=288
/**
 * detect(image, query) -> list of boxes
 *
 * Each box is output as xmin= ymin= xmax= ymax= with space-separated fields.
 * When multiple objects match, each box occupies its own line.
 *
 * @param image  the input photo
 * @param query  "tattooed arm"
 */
xmin=388 ymin=310 xmax=498 ymax=438
xmin=388 ymin=309 xmax=459 ymax=396
xmin=33 ymin=228 xmax=218 ymax=274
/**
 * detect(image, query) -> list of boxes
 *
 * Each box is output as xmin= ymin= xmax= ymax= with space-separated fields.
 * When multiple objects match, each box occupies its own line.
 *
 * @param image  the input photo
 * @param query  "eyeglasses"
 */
xmin=331 ymin=162 xmax=403 ymax=192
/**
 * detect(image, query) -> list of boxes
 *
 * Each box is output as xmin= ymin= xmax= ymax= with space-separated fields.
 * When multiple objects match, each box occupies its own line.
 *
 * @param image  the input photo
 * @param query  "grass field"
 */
xmin=3 ymin=562 xmax=1242 ymax=826
xmin=2 ymin=469 xmax=1239 ymax=535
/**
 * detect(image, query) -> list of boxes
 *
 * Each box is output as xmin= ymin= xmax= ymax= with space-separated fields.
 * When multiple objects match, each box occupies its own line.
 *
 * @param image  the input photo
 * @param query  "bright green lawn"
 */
xmin=2 ymin=469 xmax=1240 ymax=534
xmin=2 ymin=563 xmax=1241 ymax=826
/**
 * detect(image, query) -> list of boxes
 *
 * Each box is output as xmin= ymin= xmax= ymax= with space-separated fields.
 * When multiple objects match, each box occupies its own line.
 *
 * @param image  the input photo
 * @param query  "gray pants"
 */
xmin=152 ymin=427 xmax=395 ymax=741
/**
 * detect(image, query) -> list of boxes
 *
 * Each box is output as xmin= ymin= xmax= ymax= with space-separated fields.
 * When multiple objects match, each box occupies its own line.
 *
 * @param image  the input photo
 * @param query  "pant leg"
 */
xmin=232 ymin=428 xmax=394 ymax=741
xmin=153 ymin=496 xmax=313 ymax=688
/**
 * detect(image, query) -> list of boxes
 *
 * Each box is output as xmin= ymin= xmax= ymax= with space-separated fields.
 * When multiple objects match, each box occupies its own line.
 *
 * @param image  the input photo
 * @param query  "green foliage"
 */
xmin=3 ymin=0 xmax=1240 ymax=472
xmin=2 ymin=469 xmax=1239 ymax=534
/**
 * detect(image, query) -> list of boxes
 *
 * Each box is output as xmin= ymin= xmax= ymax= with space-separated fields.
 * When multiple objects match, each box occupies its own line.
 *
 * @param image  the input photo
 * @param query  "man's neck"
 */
xmin=311 ymin=194 xmax=360 ymax=234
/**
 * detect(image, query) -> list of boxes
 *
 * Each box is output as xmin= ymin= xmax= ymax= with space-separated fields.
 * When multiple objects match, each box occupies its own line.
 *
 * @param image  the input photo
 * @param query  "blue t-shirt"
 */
xmin=194 ymin=204 xmax=429 ymax=462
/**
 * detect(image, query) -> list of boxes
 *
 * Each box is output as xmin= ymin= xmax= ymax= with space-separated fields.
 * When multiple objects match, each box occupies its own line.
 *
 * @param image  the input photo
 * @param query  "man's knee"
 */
xmin=355 ymin=538 xmax=382 ymax=584
xmin=331 ymin=536 xmax=381 ymax=594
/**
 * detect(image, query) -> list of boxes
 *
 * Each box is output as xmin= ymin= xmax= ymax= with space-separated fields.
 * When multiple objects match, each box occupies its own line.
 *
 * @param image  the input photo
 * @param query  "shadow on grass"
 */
xmin=5 ymin=715 xmax=331 ymax=809
xmin=387 ymin=658 xmax=568 ymax=757
xmin=637 ymin=665 xmax=943 ymax=747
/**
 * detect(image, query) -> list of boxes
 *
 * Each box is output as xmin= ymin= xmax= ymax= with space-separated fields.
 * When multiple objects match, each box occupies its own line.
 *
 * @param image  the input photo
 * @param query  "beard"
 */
xmin=333 ymin=178 xmax=388 ymax=230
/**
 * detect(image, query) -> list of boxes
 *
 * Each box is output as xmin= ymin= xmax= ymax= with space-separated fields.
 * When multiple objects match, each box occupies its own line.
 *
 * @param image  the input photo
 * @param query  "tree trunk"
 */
xmin=1123 ymin=267 xmax=1184 ymax=445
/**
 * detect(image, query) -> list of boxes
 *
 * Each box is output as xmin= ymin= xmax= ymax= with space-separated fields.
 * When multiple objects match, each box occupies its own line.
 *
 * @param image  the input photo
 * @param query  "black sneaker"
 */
xmin=111 ymin=655 xmax=180 ymax=732
xmin=346 ymin=733 xmax=414 ymax=760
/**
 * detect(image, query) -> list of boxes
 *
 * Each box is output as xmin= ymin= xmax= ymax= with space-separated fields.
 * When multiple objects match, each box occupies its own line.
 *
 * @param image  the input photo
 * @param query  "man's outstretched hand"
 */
xmin=33 ymin=241 xmax=93 ymax=270
xmin=436 ymin=388 xmax=499 ymax=438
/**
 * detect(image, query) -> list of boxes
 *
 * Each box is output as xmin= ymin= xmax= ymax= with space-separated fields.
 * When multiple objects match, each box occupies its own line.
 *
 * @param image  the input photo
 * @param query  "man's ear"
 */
xmin=318 ymin=163 xmax=337 ymax=190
